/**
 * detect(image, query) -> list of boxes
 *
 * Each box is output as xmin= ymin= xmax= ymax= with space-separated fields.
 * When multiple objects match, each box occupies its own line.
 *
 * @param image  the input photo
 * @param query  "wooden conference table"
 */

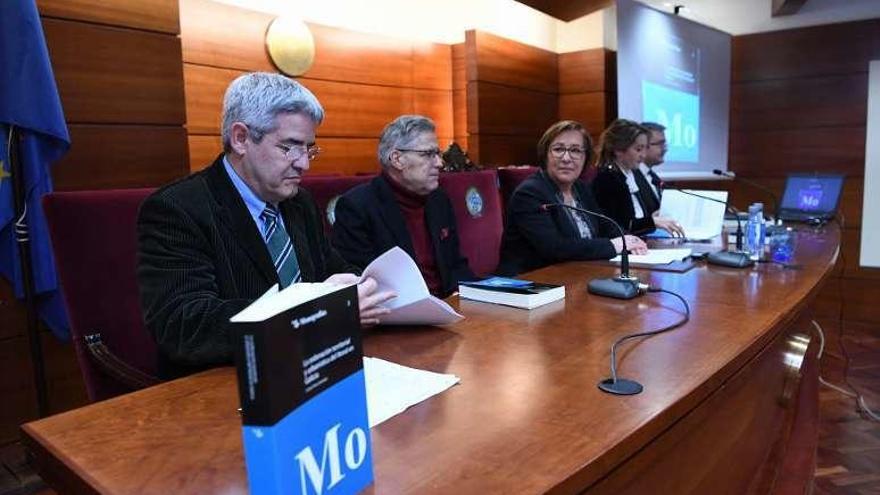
xmin=22 ymin=228 xmax=839 ymax=494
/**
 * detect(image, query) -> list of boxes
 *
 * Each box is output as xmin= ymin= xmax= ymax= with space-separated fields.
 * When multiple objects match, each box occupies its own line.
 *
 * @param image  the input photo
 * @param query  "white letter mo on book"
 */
xmin=295 ymin=423 xmax=369 ymax=494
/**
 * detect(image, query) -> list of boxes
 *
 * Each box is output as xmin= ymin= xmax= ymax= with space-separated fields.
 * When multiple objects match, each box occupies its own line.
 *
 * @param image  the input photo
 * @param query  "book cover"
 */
xmin=459 ymin=277 xmax=565 ymax=309
xmin=232 ymin=284 xmax=373 ymax=495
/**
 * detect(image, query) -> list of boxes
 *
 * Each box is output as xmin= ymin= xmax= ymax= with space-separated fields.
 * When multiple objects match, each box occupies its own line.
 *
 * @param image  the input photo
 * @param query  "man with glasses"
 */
xmin=331 ymin=115 xmax=475 ymax=297
xmin=639 ymin=121 xmax=685 ymax=237
xmin=137 ymin=72 xmax=394 ymax=379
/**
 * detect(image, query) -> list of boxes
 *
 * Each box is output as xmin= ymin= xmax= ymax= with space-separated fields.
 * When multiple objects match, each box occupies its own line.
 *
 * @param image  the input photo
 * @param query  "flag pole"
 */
xmin=9 ymin=125 xmax=49 ymax=418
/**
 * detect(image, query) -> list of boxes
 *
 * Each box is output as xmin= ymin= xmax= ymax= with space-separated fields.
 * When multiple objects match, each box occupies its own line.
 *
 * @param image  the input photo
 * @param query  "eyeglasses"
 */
xmin=276 ymin=142 xmax=322 ymax=161
xmin=649 ymin=140 xmax=667 ymax=148
xmin=549 ymin=146 xmax=586 ymax=159
xmin=397 ymin=148 xmax=442 ymax=160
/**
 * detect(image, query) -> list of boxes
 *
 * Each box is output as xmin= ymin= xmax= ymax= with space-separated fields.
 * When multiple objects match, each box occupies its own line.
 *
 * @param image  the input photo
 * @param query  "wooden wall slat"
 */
xmin=558 ymin=49 xmax=612 ymax=94
xmin=183 ymin=63 xmax=240 ymax=135
xmin=412 ymin=43 xmax=453 ymax=91
xmin=43 ymin=18 xmax=185 ymax=125
xmin=305 ymin=24 xmax=414 ymax=88
xmin=558 ymin=92 xmax=609 ymax=140
xmin=471 ymin=135 xmax=539 ymax=167
xmin=414 ymin=89 xmax=454 ymax=140
xmin=452 ymin=43 xmax=468 ymax=143
xmin=306 ymin=79 xmax=414 ymax=138
xmin=37 ymin=0 xmax=179 ymax=34
xmin=468 ymin=82 xmax=557 ymax=137
xmin=729 ymin=127 xmax=866 ymax=178
xmin=731 ymin=74 xmax=868 ymax=131
xmin=731 ymin=19 xmax=880 ymax=82
xmin=179 ymin=0 xmax=274 ymax=71
xmin=841 ymin=228 xmax=880 ymax=280
xmin=52 ymin=125 xmax=188 ymax=190
xmin=188 ymin=135 xmax=222 ymax=172
xmin=465 ymin=30 xmax=558 ymax=94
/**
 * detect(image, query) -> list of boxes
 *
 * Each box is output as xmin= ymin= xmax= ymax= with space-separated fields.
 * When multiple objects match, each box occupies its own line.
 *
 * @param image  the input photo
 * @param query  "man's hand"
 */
xmin=324 ymin=274 xmax=396 ymax=327
xmin=610 ymin=235 xmax=648 ymax=255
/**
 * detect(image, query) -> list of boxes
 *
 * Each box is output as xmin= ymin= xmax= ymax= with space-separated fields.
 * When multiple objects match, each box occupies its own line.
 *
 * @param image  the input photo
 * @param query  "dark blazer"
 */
xmin=331 ymin=174 xmax=475 ymax=297
xmin=137 ymin=155 xmax=356 ymax=379
xmin=591 ymin=165 xmax=658 ymax=235
xmin=497 ymin=170 xmax=617 ymax=276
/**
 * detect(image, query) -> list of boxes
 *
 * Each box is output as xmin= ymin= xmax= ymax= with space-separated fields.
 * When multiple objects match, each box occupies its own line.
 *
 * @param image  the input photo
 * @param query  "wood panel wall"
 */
xmin=729 ymin=18 xmax=880 ymax=325
xmin=463 ymin=30 xmax=559 ymax=166
xmin=558 ymin=48 xmax=617 ymax=143
xmin=180 ymin=0 xmax=453 ymax=175
xmin=0 ymin=0 xmax=189 ymax=446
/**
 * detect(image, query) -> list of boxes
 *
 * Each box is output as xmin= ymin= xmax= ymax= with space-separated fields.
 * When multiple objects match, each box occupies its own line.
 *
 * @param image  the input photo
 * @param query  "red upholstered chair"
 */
xmin=438 ymin=170 xmax=503 ymax=276
xmin=497 ymin=165 xmax=538 ymax=207
xmin=43 ymin=189 xmax=160 ymax=402
xmin=301 ymin=175 xmax=375 ymax=232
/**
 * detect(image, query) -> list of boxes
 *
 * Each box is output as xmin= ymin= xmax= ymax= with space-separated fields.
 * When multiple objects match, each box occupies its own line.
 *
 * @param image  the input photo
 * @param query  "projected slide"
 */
xmin=617 ymin=0 xmax=731 ymax=178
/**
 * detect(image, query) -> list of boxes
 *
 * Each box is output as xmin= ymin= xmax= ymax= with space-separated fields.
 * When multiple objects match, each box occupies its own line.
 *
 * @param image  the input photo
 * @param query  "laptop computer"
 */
xmin=777 ymin=174 xmax=845 ymax=222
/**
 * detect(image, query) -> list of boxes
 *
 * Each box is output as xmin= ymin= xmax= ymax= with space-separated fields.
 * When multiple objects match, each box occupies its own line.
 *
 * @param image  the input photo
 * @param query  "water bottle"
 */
xmin=746 ymin=203 xmax=765 ymax=260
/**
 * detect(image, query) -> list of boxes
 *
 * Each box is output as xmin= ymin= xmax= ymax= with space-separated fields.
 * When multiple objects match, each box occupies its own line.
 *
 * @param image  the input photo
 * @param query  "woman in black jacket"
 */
xmin=592 ymin=119 xmax=660 ymax=235
xmin=497 ymin=120 xmax=647 ymax=276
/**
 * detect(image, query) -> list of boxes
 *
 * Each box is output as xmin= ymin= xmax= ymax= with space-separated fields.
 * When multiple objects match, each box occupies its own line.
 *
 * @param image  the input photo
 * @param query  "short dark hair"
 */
xmin=536 ymin=120 xmax=594 ymax=169
xmin=597 ymin=119 xmax=649 ymax=167
xmin=640 ymin=122 xmax=666 ymax=133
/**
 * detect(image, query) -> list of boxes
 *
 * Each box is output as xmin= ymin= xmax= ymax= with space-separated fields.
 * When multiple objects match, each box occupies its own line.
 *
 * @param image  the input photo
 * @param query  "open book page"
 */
xmin=363 ymin=357 xmax=460 ymax=427
xmin=360 ymin=247 xmax=463 ymax=325
xmin=230 ymin=282 xmax=350 ymax=323
xmin=659 ymin=189 xmax=728 ymax=240
xmin=611 ymin=248 xmax=693 ymax=265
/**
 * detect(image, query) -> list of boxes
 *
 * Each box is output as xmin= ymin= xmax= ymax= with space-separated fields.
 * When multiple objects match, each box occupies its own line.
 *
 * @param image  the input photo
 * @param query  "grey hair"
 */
xmin=377 ymin=115 xmax=436 ymax=168
xmin=221 ymin=72 xmax=324 ymax=153
xmin=640 ymin=121 xmax=666 ymax=133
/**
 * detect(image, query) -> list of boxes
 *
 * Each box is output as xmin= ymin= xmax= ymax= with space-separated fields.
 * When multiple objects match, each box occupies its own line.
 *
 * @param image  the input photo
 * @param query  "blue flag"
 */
xmin=0 ymin=0 xmax=72 ymax=340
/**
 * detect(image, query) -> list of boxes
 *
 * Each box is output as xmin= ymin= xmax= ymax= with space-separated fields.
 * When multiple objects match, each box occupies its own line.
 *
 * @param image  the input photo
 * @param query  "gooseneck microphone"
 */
xmin=712 ymin=169 xmax=781 ymax=224
xmin=541 ymin=203 xmax=643 ymax=300
xmin=657 ymin=181 xmax=754 ymax=268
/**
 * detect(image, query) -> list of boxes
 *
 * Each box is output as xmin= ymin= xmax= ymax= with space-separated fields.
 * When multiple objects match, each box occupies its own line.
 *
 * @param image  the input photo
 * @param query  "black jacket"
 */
xmin=137 ymin=156 xmax=356 ymax=378
xmin=497 ymin=170 xmax=617 ymax=276
xmin=591 ymin=165 xmax=658 ymax=235
xmin=331 ymin=174 xmax=474 ymax=297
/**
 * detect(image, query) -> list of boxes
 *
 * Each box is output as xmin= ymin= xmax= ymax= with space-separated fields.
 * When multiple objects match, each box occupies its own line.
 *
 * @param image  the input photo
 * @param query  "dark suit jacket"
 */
xmin=330 ymin=174 xmax=475 ymax=297
xmin=591 ymin=165 xmax=658 ymax=235
xmin=137 ymin=156 xmax=356 ymax=379
xmin=497 ymin=170 xmax=617 ymax=276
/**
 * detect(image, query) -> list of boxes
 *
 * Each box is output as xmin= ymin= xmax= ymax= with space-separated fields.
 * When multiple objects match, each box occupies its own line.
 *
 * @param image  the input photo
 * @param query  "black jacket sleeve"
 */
xmin=592 ymin=169 xmax=656 ymax=235
xmin=330 ymin=193 xmax=378 ymax=271
xmin=136 ymin=192 xmax=250 ymax=370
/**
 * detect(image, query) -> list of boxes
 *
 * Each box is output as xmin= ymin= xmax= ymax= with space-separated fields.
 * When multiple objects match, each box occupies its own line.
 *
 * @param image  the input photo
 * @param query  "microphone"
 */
xmin=712 ymin=169 xmax=781 ymax=224
xmin=540 ymin=203 xmax=644 ymax=299
xmin=658 ymin=182 xmax=753 ymax=268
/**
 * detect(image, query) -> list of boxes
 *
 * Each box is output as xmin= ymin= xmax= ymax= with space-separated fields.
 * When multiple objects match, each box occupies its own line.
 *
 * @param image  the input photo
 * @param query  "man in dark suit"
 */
xmin=331 ymin=115 xmax=475 ymax=297
xmin=137 ymin=72 xmax=394 ymax=379
xmin=638 ymin=121 xmax=684 ymax=237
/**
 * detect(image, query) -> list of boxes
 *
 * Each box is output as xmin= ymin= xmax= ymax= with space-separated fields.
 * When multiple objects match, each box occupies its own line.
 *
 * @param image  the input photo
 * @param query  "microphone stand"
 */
xmin=661 ymin=185 xmax=754 ymax=268
xmin=712 ymin=169 xmax=782 ymax=225
xmin=542 ymin=203 xmax=643 ymax=300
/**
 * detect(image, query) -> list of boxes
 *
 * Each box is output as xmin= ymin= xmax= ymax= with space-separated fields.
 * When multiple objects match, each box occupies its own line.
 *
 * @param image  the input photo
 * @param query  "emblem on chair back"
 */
xmin=465 ymin=187 xmax=483 ymax=218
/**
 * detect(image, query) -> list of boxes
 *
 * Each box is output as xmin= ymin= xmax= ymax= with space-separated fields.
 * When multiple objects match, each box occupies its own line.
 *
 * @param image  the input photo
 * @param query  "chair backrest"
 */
xmin=438 ymin=170 xmax=503 ymax=276
xmin=43 ymin=188 xmax=157 ymax=402
xmin=301 ymin=175 xmax=376 ymax=233
xmin=497 ymin=166 xmax=539 ymax=207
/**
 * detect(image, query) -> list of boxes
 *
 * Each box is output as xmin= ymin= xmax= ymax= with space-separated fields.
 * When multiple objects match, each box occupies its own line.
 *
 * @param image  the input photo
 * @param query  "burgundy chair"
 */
xmin=438 ymin=170 xmax=503 ymax=276
xmin=43 ymin=189 xmax=160 ymax=402
xmin=301 ymin=174 xmax=375 ymax=232
xmin=497 ymin=165 xmax=538 ymax=207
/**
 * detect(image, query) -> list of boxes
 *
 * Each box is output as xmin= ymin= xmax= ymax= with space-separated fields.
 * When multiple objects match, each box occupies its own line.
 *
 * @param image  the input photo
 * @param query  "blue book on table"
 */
xmin=232 ymin=284 xmax=372 ymax=495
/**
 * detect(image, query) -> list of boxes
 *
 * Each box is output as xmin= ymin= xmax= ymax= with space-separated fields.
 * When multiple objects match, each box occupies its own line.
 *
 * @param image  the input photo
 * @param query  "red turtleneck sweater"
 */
xmin=384 ymin=173 xmax=442 ymax=295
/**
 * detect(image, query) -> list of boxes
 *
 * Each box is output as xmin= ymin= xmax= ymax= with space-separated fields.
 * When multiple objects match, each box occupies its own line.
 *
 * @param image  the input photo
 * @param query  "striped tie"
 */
xmin=261 ymin=205 xmax=300 ymax=287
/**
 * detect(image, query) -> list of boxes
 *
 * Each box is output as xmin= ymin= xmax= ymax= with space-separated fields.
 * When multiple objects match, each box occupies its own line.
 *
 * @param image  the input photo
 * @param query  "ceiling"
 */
xmin=518 ymin=0 xmax=880 ymax=34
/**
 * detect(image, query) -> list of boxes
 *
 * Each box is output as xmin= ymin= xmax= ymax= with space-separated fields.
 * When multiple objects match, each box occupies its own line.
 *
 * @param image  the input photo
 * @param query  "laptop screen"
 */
xmin=780 ymin=174 xmax=844 ymax=217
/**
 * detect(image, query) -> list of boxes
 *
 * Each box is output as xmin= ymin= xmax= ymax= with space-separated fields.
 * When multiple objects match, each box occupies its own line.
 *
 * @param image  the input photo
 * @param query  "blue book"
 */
xmin=231 ymin=284 xmax=372 ymax=495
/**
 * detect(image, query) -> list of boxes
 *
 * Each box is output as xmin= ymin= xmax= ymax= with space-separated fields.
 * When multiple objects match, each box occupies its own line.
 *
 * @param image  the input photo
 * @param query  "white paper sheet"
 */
xmin=611 ymin=248 xmax=692 ymax=265
xmin=359 ymin=247 xmax=463 ymax=325
xmin=364 ymin=357 xmax=460 ymax=427
xmin=659 ymin=189 xmax=729 ymax=241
